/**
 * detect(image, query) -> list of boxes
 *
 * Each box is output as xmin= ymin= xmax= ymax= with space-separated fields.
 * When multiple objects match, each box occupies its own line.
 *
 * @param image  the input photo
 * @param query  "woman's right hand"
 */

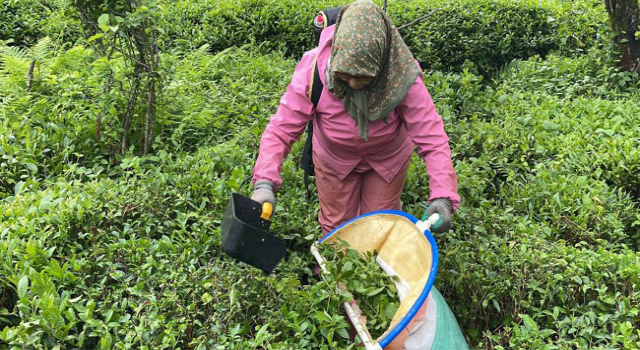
xmin=251 ymin=180 xmax=276 ymax=207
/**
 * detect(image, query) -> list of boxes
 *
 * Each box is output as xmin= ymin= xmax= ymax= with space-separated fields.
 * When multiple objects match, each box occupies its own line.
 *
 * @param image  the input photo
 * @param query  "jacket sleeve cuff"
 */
xmin=252 ymin=176 xmax=282 ymax=191
xmin=428 ymin=190 xmax=461 ymax=212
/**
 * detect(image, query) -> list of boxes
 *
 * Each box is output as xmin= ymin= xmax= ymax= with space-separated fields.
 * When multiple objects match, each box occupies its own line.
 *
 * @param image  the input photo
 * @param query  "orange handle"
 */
xmin=261 ymin=202 xmax=273 ymax=220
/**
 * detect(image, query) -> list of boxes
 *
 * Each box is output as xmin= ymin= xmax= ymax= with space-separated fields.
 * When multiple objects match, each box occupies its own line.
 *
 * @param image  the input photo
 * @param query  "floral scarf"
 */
xmin=327 ymin=0 xmax=420 ymax=141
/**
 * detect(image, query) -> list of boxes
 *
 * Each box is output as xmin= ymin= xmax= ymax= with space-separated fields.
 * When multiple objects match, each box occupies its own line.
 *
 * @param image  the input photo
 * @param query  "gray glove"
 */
xmin=251 ymin=180 xmax=276 ymax=206
xmin=421 ymin=198 xmax=453 ymax=234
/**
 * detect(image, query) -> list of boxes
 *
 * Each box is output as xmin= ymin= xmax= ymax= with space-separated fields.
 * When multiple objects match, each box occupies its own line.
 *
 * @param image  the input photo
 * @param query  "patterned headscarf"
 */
xmin=327 ymin=0 xmax=420 ymax=141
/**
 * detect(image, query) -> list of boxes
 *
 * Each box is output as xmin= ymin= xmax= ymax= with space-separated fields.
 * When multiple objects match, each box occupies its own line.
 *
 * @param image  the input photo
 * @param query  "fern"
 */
xmin=0 ymin=44 xmax=31 ymax=79
xmin=50 ymin=0 xmax=72 ymax=8
xmin=0 ymin=37 xmax=56 ymax=91
xmin=0 ymin=37 xmax=54 ymax=69
xmin=0 ymin=55 xmax=30 ymax=77
xmin=0 ymin=46 xmax=30 ymax=60
xmin=32 ymin=37 xmax=53 ymax=61
xmin=185 ymin=44 xmax=213 ymax=70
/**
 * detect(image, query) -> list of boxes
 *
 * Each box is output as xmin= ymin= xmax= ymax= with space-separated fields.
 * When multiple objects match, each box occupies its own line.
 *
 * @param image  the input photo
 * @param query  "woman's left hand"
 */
xmin=421 ymin=198 xmax=453 ymax=234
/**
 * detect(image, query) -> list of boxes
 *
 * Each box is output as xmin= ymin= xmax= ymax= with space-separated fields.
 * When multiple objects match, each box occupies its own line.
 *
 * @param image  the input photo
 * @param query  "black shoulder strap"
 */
xmin=305 ymin=3 xmax=337 ymax=199
xmin=302 ymin=122 xmax=314 ymax=200
xmin=310 ymin=61 xmax=323 ymax=108
xmin=302 ymin=61 xmax=323 ymax=199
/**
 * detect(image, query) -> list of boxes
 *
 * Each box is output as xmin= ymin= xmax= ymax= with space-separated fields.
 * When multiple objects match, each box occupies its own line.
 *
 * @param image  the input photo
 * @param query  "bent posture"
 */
xmin=251 ymin=0 xmax=460 ymax=234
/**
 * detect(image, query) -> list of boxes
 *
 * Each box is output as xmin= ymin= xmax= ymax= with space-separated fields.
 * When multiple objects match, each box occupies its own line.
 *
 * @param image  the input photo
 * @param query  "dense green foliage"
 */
xmin=391 ymin=0 xmax=607 ymax=75
xmin=2 ymin=0 xmax=610 ymax=75
xmin=161 ymin=0 xmax=609 ymax=75
xmin=1 ymin=0 xmax=639 ymax=349
xmin=321 ymin=243 xmax=401 ymax=339
xmin=0 ymin=0 xmax=80 ymax=47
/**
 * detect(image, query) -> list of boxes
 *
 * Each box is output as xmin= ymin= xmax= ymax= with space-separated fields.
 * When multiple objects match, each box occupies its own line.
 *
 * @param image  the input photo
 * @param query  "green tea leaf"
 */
xmin=97 ymin=14 xmax=110 ymax=32
xmin=17 ymin=276 xmax=29 ymax=299
xmin=520 ymin=314 xmax=539 ymax=332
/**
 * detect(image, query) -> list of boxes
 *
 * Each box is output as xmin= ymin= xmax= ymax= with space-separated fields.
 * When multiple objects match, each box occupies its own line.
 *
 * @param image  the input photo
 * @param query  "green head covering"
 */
xmin=327 ymin=0 xmax=420 ymax=141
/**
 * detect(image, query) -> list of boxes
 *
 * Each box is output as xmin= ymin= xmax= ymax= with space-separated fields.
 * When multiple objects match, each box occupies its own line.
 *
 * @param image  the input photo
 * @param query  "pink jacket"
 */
xmin=253 ymin=25 xmax=460 ymax=210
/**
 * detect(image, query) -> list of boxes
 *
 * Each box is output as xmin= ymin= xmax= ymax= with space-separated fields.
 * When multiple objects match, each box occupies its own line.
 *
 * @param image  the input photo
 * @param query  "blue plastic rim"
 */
xmin=317 ymin=210 xmax=440 ymax=348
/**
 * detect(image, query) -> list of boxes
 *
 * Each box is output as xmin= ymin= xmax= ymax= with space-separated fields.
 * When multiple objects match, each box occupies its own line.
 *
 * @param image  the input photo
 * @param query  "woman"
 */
xmin=251 ymin=0 xmax=460 ymax=234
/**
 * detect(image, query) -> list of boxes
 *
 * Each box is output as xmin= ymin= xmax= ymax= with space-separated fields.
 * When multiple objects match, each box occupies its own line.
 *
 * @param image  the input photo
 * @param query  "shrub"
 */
xmin=165 ymin=46 xmax=296 ymax=151
xmin=161 ymin=0 xmax=344 ymax=55
xmin=0 ymin=143 xmax=352 ymax=349
xmin=162 ymin=0 xmax=608 ymax=75
xmin=502 ymin=166 xmax=638 ymax=246
xmin=0 ymin=42 xmax=297 ymax=191
xmin=497 ymin=48 xmax=639 ymax=99
xmin=0 ymin=41 xmax=105 ymax=196
xmin=406 ymin=76 xmax=640 ymax=250
xmin=422 ymin=62 xmax=489 ymax=121
xmin=392 ymin=0 xmax=560 ymax=75
xmin=2 ymin=0 xmax=611 ymax=77
xmin=0 ymin=0 xmax=81 ymax=47
xmin=1 ymin=1 xmax=638 ymax=348
xmin=438 ymin=217 xmax=640 ymax=348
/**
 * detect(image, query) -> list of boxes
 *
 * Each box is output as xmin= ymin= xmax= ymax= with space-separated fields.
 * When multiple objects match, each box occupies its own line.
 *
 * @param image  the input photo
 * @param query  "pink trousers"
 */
xmin=314 ymin=152 xmax=411 ymax=234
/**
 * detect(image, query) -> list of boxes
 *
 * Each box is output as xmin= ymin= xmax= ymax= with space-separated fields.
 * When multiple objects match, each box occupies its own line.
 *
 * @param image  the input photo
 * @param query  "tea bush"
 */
xmin=401 ymin=45 xmax=640 ymax=347
xmin=161 ymin=0 xmax=608 ymax=75
xmin=392 ymin=0 xmax=563 ymax=75
xmin=165 ymin=46 xmax=296 ymax=151
xmin=497 ymin=48 xmax=639 ymax=99
xmin=0 ymin=142 xmax=351 ymax=349
xmin=0 ymin=0 xmax=81 ymax=47
xmin=3 ymin=0 xmax=610 ymax=77
xmin=161 ymin=0 xmax=343 ymax=56
xmin=0 ymin=42 xmax=106 ymax=196
xmin=438 ymin=218 xmax=640 ymax=349
xmin=414 ymin=75 xmax=640 ymax=249
xmin=0 ymin=41 xmax=299 ymax=195
xmin=2 ymin=0 xmax=640 ymax=348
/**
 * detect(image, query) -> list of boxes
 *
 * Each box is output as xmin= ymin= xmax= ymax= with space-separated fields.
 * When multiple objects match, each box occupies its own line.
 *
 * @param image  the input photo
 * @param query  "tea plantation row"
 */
xmin=1 ymin=0 xmax=639 ymax=348
xmin=3 ymin=0 xmax=607 ymax=76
